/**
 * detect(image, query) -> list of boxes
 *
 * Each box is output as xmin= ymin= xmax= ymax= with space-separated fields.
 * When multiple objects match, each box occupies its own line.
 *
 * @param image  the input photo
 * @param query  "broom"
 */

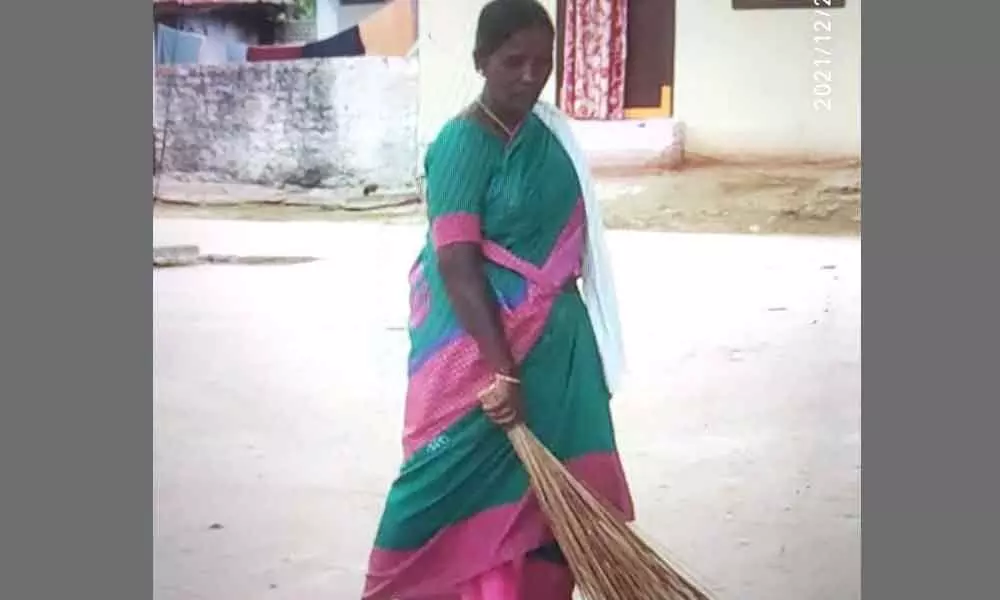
xmin=480 ymin=385 xmax=715 ymax=599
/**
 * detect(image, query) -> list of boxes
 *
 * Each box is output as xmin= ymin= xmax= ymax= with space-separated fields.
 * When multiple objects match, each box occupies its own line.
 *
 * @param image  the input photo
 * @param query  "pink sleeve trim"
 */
xmin=431 ymin=213 xmax=483 ymax=248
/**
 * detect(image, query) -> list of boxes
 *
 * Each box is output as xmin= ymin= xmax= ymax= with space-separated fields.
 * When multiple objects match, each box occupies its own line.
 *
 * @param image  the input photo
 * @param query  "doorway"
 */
xmin=555 ymin=0 xmax=676 ymax=118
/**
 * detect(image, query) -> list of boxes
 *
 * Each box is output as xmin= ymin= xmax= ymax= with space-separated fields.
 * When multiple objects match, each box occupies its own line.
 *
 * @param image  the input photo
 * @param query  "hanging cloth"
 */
xmin=246 ymin=44 xmax=304 ymax=62
xmin=302 ymin=26 xmax=365 ymax=59
xmin=155 ymin=24 xmax=204 ymax=65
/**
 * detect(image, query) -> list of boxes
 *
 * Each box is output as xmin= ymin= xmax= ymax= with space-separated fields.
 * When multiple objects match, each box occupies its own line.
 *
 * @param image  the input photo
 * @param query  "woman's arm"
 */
xmin=423 ymin=119 xmax=516 ymax=375
xmin=436 ymin=243 xmax=517 ymax=376
xmin=423 ymin=120 xmax=524 ymax=426
xmin=438 ymin=241 xmax=524 ymax=428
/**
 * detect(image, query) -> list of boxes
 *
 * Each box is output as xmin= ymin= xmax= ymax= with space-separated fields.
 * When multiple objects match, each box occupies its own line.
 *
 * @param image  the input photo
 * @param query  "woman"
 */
xmin=362 ymin=1 xmax=633 ymax=598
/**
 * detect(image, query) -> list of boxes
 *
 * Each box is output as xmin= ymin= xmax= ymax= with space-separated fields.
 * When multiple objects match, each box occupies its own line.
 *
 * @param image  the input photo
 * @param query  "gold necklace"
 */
xmin=476 ymin=99 xmax=515 ymax=139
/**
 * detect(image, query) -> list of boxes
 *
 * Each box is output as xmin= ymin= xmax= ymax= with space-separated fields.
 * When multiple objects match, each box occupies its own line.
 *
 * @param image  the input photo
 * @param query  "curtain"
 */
xmin=559 ymin=0 xmax=629 ymax=120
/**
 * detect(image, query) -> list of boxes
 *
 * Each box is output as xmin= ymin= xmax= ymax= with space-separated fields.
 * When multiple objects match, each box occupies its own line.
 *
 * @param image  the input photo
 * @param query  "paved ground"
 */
xmin=153 ymin=219 xmax=860 ymax=600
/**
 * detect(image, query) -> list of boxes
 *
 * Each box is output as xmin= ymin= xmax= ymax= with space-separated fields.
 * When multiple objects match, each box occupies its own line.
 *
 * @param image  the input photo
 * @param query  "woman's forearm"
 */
xmin=437 ymin=245 xmax=517 ymax=376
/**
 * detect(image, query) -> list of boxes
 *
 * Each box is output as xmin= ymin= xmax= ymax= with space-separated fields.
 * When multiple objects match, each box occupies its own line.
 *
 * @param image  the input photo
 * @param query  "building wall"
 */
xmin=316 ymin=0 xmax=388 ymax=39
xmin=570 ymin=118 xmax=684 ymax=172
xmin=153 ymin=57 xmax=419 ymax=191
xmin=415 ymin=0 xmax=859 ymax=163
xmin=673 ymin=0 xmax=860 ymax=159
xmin=316 ymin=0 xmax=338 ymax=38
xmin=340 ymin=1 xmax=389 ymax=30
xmin=416 ymin=0 xmax=558 ymax=166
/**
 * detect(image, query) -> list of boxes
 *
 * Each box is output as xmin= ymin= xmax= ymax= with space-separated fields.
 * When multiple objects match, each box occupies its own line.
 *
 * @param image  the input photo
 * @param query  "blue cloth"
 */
xmin=225 ymin=40 xmax=248 ymax=63
xmin=156 ymin=24 xmax=203 ymax=65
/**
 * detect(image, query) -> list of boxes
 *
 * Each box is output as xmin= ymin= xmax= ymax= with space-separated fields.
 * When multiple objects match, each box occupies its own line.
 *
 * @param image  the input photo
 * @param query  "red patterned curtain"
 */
xmin=559 ymin=0 xmax=629 ymax=120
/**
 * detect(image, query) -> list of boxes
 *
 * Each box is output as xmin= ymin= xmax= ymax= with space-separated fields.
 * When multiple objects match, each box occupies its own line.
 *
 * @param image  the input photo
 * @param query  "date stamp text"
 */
xmin=812 ymin=0 xmax=833 ymax=111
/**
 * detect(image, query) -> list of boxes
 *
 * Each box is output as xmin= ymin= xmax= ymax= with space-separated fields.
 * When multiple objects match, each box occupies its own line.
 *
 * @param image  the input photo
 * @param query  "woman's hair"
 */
xmin=474 ymin=0 xmax=555 ymax=60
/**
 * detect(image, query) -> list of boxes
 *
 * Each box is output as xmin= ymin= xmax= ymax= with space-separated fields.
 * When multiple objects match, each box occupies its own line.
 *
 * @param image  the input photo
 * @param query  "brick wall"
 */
xmin=153 ymin=57 xmax=419 ymax=192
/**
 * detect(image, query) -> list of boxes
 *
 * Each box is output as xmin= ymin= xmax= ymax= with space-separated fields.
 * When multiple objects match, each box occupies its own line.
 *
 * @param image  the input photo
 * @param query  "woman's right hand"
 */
xmin=478 ymin=376 xmax=525 ymax=430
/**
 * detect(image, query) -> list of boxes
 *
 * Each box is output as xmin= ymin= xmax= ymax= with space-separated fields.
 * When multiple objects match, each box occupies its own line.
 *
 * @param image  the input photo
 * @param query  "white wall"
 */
xmin=673 ymin=0 xmax=860 ymax=159
xmin=316 ymin=0 xmax=389 ymax=40
xmin=569 ymin=118 xmax=684 ymax=171
xmin=154 ymin=57 xmax=419 ymax=191
xmin=416 ymin=0 xmax=558 ymax=168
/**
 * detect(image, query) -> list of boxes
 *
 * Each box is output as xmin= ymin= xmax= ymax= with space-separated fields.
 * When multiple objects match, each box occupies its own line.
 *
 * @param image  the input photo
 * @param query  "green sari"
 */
xmin=362 ymin=111 xmax=634 ymax=599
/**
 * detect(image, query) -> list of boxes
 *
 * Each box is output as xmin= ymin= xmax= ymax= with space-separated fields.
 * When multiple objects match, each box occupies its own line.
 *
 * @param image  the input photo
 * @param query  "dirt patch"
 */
xmin=154 ymin=163 xmax=860 ymax=237
xmin=600 ymin=163 xmax=860 ymax=236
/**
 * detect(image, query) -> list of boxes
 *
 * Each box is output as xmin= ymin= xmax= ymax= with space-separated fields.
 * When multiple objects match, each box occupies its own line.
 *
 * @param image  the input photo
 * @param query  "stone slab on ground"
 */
xmin=153 ymin=245 xmax=200 ymax=267
xmin=154 ymin=176 xmax=419 ymax=209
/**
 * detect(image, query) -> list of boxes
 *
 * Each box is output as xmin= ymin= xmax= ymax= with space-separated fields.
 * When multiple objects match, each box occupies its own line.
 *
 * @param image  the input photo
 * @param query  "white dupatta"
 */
xmin=532 ymin=101 xmax=626 ymax=395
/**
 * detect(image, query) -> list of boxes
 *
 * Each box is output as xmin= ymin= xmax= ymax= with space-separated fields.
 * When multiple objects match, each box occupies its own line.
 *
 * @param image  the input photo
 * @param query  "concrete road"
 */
xmin=154 ymin=219 xmax=860 ymax=600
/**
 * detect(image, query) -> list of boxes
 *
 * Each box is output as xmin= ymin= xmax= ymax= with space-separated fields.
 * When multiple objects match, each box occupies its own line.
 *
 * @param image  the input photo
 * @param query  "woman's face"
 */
xmin=479 ymin=26 xmax=554 ymax=116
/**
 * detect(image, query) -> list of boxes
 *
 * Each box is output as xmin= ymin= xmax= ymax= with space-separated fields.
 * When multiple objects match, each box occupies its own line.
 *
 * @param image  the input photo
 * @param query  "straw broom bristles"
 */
xmin=505 ymin=423 xmax=715 ymax=600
